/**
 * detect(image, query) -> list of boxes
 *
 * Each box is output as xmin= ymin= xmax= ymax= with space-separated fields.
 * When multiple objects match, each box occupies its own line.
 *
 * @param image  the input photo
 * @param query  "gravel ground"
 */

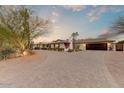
xmin=104 ymin=51 xmax=124 ymax=87
xmin=0 ymin=50 xmax=123 ymax=88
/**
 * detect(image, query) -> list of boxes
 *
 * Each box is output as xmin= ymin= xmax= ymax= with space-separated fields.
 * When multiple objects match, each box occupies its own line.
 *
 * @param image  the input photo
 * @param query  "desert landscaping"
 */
xmin=1 ymin=5 xmax=124 ymax=88
xmin=0 ymin=50 xmax=124 ymax=88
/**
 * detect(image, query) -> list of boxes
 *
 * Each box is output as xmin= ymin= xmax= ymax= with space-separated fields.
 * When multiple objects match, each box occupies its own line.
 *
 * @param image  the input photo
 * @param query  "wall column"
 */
xmin=113 ymin=43 xmax=116 ymax=51
xmin=58 ymin=44 xmax=60 ymax=51
xmin=82 ymin=43 xmax=86 ymax=51
xmin=107 ymin=43 xmax=111 ymax=51
xmin=123 ymin=44 xmax=124 ymax=51
xmin=54 ymin=44 xmax=55 ymax=49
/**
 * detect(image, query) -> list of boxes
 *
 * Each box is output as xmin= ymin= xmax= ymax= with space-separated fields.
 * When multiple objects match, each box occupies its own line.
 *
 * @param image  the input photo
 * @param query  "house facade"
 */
xmin=33 ymin=38 xmax=124 ymax=51
xmin=76 ymin=39 xmax=115 ymax=51
xmin=34 ymin=38 xmax=115 ymax=51
xmin=48 ymin=39 xmax=70 ymax=51
xmin=33 ymin=39 xmax=70 ymax=51
xmin=115 ymin=40 xmax=124 ymax=51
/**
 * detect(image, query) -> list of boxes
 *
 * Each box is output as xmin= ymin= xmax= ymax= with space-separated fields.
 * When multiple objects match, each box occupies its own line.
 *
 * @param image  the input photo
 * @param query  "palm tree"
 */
xmin=71 ymin=32 xmax=79 ymax=51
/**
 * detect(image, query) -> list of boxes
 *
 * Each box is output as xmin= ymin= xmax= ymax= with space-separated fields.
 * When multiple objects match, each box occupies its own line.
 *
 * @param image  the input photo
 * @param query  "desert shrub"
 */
xmin=47 ymin=48 xmax=52 ymax=50
xmin=41 ymin=48 xmax=47 ymax=50
xmin=58 ymin=48 xmax=64 ymax=51
xmin=67 ymin=49 xmax=74 ymax=52
xmin=75 ymin=49 xmax=83 ymax=52
xmin=0 ymin=49 xmax=15 ymax=60
xmin=0 ymin=6 xmax=50 ymax=55
xmin=50 ymin=48 xmax=55 ymax=51
xmin=34 ymin=47 xmax=41 ymax=50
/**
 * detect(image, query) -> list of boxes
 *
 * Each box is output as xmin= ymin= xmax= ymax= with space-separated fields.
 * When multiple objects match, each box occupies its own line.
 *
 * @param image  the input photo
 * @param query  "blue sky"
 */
xmin=29 ymin=5 xmax=124 ymax=42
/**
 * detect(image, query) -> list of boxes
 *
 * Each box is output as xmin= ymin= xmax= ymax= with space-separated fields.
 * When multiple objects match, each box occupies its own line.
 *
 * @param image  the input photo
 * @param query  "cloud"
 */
xmin=98 ymin=29 xmax=122 ymax=38
xmin=33 ymin=25 xmax=71 ymax=43
xmin=109 ymin=6 xmax=124 ymax=13
xmin=63 ymin=5 xmax=85 ymax=12
xmin=100 ymin=29 xmax=110 ymax=35
xmin=33 ymin=26 xmax=60 ymax=43
xmin=86 ymin=6 xmax=124 ymax=22
xmin=51 ymin=19 xmax=56 ymax=23
xmin=50 ymin=11 xmax=59 ymax=24
xmin=99 ymin=30 xmax=124 ymax=38
xmin=63 ymin=5 xmax=124 ymax=22
xmin=86 ymin=12 xmax=99 ymax=22
xmin=52 ymin=11 xmax=59 ymax=17
xmin=98 ymin=29 xmax=111 ymax=38
xmin=54 ymin=25 xmax=60 ymax=29
xmin=86 ymin=6 xmax=108 ymax=22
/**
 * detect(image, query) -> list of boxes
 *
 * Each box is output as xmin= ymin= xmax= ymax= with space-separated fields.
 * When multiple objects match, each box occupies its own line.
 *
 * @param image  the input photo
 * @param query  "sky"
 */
xmin=28 ymin=5 xmax=124 ymax=43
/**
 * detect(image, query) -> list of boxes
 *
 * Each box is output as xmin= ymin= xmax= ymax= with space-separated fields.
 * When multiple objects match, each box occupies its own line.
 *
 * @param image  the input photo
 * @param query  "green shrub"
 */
xmin=68 ymin=49 xmax=74 ymax=52
xmin=0 ymin=49 xmax=15 ymax=60
xmin=58 ymin=48 xmax=64 ymax=51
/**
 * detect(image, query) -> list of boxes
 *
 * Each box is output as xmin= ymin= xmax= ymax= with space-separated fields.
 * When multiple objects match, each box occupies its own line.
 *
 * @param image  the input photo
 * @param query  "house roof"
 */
xmin=75 ymin=38 xmax=115 ymax=44
xmin=51 ymin=39 xmax=70 ymax=44
xmin=35 ymin=38 xmax=116 ymax=45
xmin=117 ymin=40 xmax=124 ymax=44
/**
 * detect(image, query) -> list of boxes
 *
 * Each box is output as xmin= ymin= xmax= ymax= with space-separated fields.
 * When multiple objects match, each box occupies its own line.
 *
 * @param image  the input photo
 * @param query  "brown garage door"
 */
xmin=116 ymin=44 xmax=123 ymax=51
xmin=86 ymin=43 xmax=107 ymax=50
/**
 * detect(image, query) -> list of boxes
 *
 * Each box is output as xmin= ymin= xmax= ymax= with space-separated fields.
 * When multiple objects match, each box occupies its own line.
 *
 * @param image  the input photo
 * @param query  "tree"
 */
xmin=98 ymin=17 xmax=124 ymax=38
xmin=111 ymin=17 xmax=124 ymax=36
xmin=19 ymin=7 xmax=50 ymax=50
xmin=0 ymin=6 xmax=50 ymax=55
xmin=71 ymin=32 xmax=79 ymax=51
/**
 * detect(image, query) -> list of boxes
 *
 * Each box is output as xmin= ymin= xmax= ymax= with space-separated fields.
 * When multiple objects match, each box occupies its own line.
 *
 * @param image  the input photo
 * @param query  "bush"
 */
xmin=0 ymin=49 xmax=15 ymax=60
xmin=34 ymin=47 xmax=41 ymax=50
xmin=67 ymin=49 xmax=74 ymax=52
xmin=75 ymin=49 xmax=83 ymax=52
xmin=58 ymin=48 xmax=64 ymax=51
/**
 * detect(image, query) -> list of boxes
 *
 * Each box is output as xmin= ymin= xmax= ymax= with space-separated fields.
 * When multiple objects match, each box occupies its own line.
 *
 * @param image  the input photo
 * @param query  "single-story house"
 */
xmin=33 ymin=39 xmax=70 ymax=51
xmin=75 ymin=38 xmax=116 ymax=51
xmin=33 ymin=38 xmax=117 ymax=51
xmin=33 ymin=42 xmax=49 ymax=50
xmin=48 ymin=39 xmax=70 ymax=51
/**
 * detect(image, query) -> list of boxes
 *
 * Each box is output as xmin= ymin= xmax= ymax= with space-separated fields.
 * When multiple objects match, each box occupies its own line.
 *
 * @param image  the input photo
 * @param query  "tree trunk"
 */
xmin=72 ymin=37 xmax=75 ymax=51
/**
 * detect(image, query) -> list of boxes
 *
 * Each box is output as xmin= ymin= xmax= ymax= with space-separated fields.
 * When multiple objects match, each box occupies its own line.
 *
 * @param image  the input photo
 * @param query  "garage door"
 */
xmin=116 ymin=44 xmax=123 ymax=51
xmin=86 ymin=43 xmax=107 ymax=50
